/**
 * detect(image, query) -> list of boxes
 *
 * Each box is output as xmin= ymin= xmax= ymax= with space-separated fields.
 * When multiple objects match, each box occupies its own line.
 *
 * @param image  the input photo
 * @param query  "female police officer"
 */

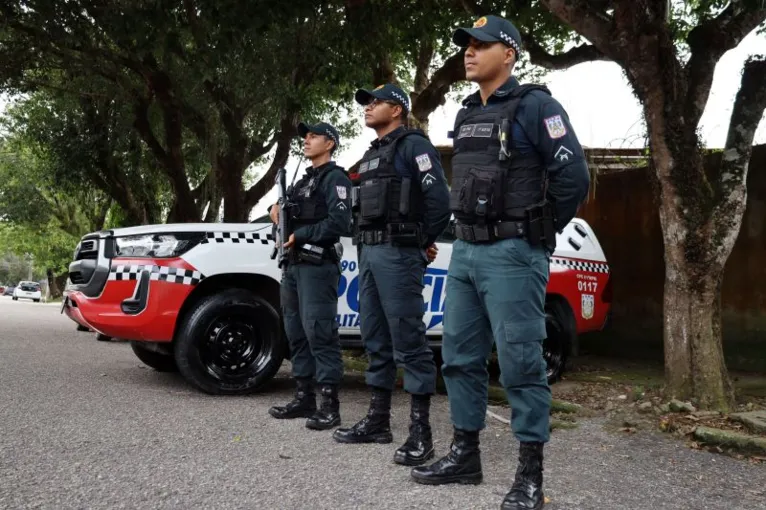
xmin=268 ymin=121 xmax=352 ymax=431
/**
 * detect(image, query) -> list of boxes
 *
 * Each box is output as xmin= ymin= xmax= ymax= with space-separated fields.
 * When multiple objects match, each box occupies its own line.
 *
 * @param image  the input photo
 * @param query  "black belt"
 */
xmin=455 ymin=221 xmax=526 ymax=243
xmin=357 ymin=230 xmax=392 ymax=245
xmin=288 ymin=244 xmax=338 ymax=264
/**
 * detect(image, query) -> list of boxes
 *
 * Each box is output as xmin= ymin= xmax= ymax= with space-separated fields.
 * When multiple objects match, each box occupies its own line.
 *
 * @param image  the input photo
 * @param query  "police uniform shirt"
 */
xmin=292 ymin=162 xmax=353 ymax=245
xmin=459 ymin=76 xmax=590 ymax=230
xmin=369 ymin=126 xmax=451 ymax=246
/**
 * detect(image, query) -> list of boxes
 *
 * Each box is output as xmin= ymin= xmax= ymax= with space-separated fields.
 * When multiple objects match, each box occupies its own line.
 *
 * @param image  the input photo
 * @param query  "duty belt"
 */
xmin=357 ymin=230 xmax=392 ymax=245
xmin=455 ymin=221 xmax=527 ymax=243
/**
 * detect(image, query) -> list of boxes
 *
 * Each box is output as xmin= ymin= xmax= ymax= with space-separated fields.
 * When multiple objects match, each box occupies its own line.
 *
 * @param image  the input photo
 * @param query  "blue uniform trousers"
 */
xmin=441 ymin=237 xmax=552 ymax=443
xmin=280 ymin=261 xmax=343 ymax=385
xmin=359 ymin=244 xmax=436 ymax=395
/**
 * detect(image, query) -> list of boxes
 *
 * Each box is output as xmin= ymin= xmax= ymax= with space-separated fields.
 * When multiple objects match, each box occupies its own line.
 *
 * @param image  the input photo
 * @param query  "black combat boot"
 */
xmin=501 ymin=442 xmax=545 ymax=510
xmin=305 ymin=384 xmax=341 ymax=430
xmin=410 ymin=428 xmax=482 ymax=485
xmin=332 ymin=387 xmax=393 ymax=444
xmin=268 ymin=378 xmax=316 ymax=419
xmin=393 ymin=393 xmax=434 ymax=466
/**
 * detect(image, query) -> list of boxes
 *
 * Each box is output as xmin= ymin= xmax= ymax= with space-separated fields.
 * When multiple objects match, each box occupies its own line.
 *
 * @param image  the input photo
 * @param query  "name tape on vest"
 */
xmin=457 ymin=123 xmax=494 ymax=139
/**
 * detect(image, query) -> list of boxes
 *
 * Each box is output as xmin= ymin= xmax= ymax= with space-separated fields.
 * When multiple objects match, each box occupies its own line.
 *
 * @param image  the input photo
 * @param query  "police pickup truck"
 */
xmin=63 ymin=217 xmax=611 ymax=395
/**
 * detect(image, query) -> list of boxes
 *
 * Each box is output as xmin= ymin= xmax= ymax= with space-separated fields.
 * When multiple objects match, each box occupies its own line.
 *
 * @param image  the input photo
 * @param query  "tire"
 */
xmin=96 ymin=333 xmax=112 ymax=342
xmin=174 ymin=288 xmax=285 ymax=395
xmin=131 ymin=341 xmax=178 ymax=372
xmin=543 ymin=299 xmax=575 ymax=385
xmin=76 ymin=324 xmax=90 ymax=332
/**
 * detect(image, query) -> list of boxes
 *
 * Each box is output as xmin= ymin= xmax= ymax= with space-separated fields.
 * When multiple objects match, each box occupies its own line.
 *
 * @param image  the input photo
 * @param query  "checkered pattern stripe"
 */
xmin=201 ymin=231 xmax=274 ymax=245
xmin=323 ymin=129 xmax=338 ymax=146
xmin=499 ymin=31 xmax=521 ymax=55
xmin=391 ymin=91 xmax=410 ymax=112
xmin=551 ymin=257 xmax=610 ymax=274
xmin=109 ymin=264 xmax=205 ymax=285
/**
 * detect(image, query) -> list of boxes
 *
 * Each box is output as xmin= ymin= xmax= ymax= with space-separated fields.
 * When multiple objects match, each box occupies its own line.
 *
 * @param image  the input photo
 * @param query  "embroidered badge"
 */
xmin=422 ymin=173 xmax=435 ymax=186
xmin=473 ymin=16 xmax=487 ymax=28
xmin=544 ymin=115 xmax=567 ymax=139
xmin=336 ymin=185 xmax=348 ymax=200
xmin=415 ymin=153 xmax=433 ymax=172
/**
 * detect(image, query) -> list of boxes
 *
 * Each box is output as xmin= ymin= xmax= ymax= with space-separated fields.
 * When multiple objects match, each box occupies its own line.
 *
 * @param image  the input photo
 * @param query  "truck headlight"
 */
xmin=114 ymin=233 xmax=205 ymax=258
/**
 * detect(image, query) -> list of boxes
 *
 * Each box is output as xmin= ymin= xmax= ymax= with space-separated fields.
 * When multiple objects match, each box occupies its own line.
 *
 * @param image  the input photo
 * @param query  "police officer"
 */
xmin=332 ymin=84 xmax=451 ymax=468
xmin=268 ymin=121 xmax=352 ymax=431
xmin=410 ymin=15 xmax=590 ymax=510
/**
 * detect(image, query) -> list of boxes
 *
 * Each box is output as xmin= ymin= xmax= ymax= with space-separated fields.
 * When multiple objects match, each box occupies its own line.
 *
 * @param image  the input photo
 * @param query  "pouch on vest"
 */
xmin=360 ymin=178 xmax=389 ymax=221
xmin=449 ymin=166 xmax=505 ymax=222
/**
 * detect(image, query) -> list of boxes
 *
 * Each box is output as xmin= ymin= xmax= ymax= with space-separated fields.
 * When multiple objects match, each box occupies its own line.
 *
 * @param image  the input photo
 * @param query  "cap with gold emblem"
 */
xmin=452 ymin=15 xmax=523 ymax=57
xmin=354 ymin=83 xmax=411 ymax=114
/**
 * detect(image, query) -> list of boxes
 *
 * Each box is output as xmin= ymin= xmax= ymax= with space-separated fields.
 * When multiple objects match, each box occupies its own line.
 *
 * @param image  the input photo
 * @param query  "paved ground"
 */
xmin=1 ymin=297 xmax=764 ymax=510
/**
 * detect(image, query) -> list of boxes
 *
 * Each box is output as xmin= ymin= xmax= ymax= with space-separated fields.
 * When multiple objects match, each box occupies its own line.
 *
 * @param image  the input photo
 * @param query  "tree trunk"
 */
xmin=661 ymin=231 xmax=735 ymax=410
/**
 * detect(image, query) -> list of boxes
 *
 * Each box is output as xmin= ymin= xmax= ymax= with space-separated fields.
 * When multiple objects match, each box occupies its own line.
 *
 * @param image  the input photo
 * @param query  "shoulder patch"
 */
xmin=415 ymin=153 xmax=433 ymax=172
xmin=544 ymin=115 xmax=567 ymax=139
xmin=336 ymin=185 xmax=348 ymax=200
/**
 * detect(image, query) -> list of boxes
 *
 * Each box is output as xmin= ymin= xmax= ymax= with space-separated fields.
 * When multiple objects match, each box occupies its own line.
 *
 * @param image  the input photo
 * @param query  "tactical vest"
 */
xmin=449 ymin=84 xmax=550 ymax=226
xmin=287 ymin=165 xmax=338 ymax=233
xmin=355 ymin=129 xmax=426 ymax=230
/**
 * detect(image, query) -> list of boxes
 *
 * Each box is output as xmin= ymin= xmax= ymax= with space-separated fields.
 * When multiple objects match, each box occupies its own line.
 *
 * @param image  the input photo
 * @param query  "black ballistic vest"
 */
xmin=356 ymin=129 xmax=426 ymax=230
xmin=449 ymin=84 xmax=550 ymax=225
xmin=287 ymin=165 xmax=337 ymax=231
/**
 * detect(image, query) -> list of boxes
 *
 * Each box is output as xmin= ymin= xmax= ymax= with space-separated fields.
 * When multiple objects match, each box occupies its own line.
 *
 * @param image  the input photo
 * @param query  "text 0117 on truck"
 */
xmin=62 ymin=216 xmax=612 ymax=395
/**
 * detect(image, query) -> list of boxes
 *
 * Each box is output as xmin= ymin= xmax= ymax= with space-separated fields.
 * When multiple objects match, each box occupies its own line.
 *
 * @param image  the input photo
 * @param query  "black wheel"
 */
xmin=174 ymin=288 xmax=285 ymax=395
xmin=96 ymin=333 xmax=111 ymax=342
xmin=76 ymin=324 xmax=90 ymax=332
xmin=543 ymin=299 xmax=575 ymax=385
xmin=131 ymin=341 xmax=178 ymax=372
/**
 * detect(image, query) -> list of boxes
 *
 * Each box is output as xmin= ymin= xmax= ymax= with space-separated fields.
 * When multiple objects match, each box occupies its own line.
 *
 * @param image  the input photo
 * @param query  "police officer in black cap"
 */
xmin=268 ymin=121 xmax=352 ymax=431
xmin=333 ymin=84 xmax=451 ymax=468
xmin=410 ymin=15 xmax=590 ymax=510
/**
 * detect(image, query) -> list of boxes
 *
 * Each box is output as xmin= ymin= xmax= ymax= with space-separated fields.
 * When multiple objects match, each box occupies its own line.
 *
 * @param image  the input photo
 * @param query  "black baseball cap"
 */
xmin=452 ymin=15 xmax=523 ymax=57
xmin=355 ymin=83 xmax=411 ymax=114
xmin=297 ymin=121 xmax=340 ymax=149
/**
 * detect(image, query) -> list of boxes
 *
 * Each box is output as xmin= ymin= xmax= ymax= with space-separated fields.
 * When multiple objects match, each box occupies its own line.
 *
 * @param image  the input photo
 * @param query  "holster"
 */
xmin=387 ymin=222 xmax=423 ymax=248
xmin=524 ymin=200 xmax=557 ymax=252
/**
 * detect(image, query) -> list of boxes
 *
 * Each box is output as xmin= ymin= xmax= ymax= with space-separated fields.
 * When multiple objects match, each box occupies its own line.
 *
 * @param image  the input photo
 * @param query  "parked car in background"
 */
xmin=3 ymin=286 xmax=16 ymax=297
xmin=13 ymin=281 xmax=42 ymax=302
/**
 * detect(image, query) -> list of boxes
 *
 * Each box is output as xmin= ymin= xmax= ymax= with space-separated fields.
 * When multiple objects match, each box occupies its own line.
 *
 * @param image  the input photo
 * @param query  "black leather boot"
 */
xmin=305 ymin=384 xmax=341 ymax=430
xmin=393 ymin=393 xmax=434 ymax=466
xmin=501 ymin=442 xmax=545 ymax=510
xmin=410 ymin=428 xmax=482 ymax=485
xmin=332 ymin=387 xmax=393 ymax=444
xmin=268 ymin=378 xmax=316 ymax=419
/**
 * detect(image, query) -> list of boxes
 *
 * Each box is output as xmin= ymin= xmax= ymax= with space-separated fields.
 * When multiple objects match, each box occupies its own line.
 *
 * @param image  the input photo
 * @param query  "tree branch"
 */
xmin=685 ymin=4 xmax=766 ymax=124
xmin=539 ymin=0 xmax=618 ymax=60
xmin=410 ymin=50 xmax=466 ymax=128
xmin=243 ymin=113 xmax=298 ymax=211
xmin=712 ymin=56 xmax=766 ymax=263
xmin=522 ymin=32 xmax=609 ymax=69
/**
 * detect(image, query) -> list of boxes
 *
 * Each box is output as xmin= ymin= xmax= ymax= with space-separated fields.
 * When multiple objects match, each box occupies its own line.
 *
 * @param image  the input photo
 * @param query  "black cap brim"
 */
xmin=452 ymin=27 xmax=501 ymax=47
xmin=297 ymin=122 xmax=311 ymax=138
xmin=354 ymin=89 xmax=378 ymax=106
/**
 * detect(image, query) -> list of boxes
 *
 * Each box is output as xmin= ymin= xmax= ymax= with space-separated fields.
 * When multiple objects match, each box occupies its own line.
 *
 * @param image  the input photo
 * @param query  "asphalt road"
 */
xmin=1 ymin=297 xmax=764 ymax=510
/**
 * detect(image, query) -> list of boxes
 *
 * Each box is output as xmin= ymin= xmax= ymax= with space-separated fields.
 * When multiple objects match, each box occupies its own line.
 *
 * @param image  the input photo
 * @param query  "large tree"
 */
xmin=0 ymin=1 xmax=371 ymax=222
xmin=540 ymin=0 xmax=766 ymax=410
